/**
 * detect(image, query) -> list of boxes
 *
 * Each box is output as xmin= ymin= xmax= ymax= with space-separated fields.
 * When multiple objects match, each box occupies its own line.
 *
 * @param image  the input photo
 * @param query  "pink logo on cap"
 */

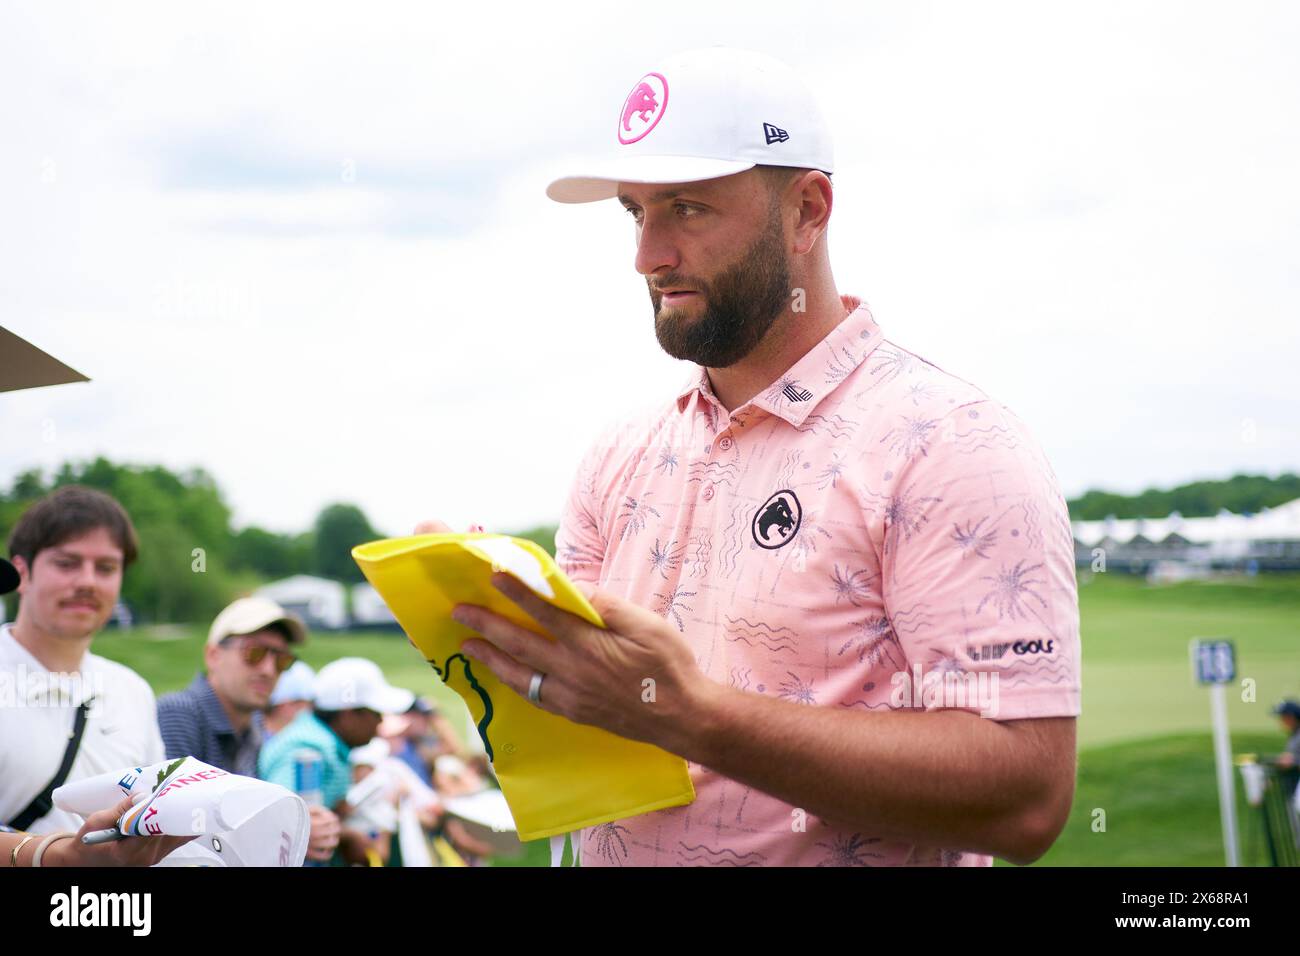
xmin=618 ymin=72 xmax=668 ymax=145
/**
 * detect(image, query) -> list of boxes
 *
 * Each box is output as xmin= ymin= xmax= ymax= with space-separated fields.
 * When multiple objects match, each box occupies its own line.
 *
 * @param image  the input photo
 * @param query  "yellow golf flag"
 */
xmin=351 ymin=533 xmax=695 ymax=842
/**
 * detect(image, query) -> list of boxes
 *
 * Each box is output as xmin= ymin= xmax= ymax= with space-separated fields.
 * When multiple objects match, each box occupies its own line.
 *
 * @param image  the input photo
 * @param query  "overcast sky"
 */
xmin=2 ymin=1 xmax=1297 ymax=538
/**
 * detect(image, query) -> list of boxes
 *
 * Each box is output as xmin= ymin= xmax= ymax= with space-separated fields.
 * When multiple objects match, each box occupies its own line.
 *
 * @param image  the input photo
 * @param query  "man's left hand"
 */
xmin=451 ymin=572 xmax=715 ymax=754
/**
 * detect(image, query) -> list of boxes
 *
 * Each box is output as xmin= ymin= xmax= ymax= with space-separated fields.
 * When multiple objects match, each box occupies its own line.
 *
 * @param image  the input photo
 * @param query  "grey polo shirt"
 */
xmin=156 ymin=672 xmax=264 ymax=777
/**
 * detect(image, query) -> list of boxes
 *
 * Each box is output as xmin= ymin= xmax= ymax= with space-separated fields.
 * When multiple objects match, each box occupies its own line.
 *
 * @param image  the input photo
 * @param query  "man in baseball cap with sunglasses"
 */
xmin=446 ymin=46 xmax=1080 ymax=867
xmin=157 ymin=595 xmax=341 ymax=861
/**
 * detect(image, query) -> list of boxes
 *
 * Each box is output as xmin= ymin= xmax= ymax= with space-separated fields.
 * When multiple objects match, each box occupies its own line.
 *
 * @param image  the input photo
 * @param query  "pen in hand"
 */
xmin=82 ymin=826 xmax=127 ymax=845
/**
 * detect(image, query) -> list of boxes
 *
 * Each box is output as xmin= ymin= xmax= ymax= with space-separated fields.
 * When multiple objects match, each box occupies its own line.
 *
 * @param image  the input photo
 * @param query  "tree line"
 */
xmin=4 ymin=458 xmax=1294 ymax=623
xmin=0 ymin=458 xmax=556 ymax=625
xmin=1065 ymin=472 xmax=1300 ymax=521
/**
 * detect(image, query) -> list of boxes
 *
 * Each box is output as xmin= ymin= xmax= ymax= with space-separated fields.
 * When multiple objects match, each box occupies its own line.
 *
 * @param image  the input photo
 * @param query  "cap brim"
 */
xmin=546 ymin=155 xmax=757 ymax=204
xmin=278 ymin=615 xmax=308 ymax=645
xmin=367 ymin=685 xmax=416 ymax=715
xmin=230 ymin=613 xmax=308 ymax=646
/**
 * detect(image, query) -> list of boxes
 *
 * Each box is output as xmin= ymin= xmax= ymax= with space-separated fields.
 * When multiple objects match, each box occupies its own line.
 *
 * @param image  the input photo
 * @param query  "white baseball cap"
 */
xmin=207 ymin=595 xmax=307 ymax=647
xmin=314 ymin=658 xmax=415 ymax=714
xmin=546 ymin=46 xmax=834 ymax=204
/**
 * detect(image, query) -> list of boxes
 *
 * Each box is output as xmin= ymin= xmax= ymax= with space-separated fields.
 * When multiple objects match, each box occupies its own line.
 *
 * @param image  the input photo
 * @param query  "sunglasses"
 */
xmin=222 ymin=636 xmax=298 ymax=673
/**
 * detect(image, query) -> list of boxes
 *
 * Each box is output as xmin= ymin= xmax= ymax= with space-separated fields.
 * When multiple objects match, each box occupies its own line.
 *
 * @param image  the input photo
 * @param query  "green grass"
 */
xmin=1074 ymin=571 xmax=1300 ymax=748
xmin=86 ymin=570 xmax=1299 ymax=866
xmin=1012 ymin=731 xmax=1292 ymax=867
xmin=94 ymin=625 xmax=472 ymax=744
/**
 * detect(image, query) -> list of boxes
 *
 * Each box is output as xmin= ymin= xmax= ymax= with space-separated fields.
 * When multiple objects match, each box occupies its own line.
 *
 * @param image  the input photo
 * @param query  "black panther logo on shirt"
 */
xmin=753 ymin=490 xmax=802 ymax=550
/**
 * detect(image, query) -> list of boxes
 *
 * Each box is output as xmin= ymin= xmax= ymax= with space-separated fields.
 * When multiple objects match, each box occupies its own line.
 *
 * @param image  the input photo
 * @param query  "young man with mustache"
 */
xmin=0 ymin=486 xmax=165 ymax=835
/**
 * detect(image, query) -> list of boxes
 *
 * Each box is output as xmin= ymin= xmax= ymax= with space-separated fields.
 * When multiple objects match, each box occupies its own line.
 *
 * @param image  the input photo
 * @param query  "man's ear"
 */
xmin=203 ymin=640 xmax=222 ymax=676
xmin=11 ymin=555 xmax=31 ymax=596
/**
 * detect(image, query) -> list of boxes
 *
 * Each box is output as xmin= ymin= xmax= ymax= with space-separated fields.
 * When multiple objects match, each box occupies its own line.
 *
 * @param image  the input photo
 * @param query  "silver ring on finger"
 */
xmin=527 ymin=671 xmax=545 ymax=704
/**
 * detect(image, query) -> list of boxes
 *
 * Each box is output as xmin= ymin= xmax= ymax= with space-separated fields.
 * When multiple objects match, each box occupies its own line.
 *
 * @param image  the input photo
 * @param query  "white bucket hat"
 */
xmin=546 ymin=46 xmax=834 ymax=204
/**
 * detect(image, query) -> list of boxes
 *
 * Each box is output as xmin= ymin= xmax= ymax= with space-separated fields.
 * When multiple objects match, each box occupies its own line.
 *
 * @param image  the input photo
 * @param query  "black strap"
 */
xmin=9 ymin=698 xmax=93 ymax=831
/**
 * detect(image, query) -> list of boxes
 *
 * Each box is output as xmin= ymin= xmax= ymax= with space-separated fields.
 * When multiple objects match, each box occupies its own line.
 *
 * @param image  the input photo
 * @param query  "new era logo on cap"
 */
xmin=763 ymin=122 xmax=789 ymax=145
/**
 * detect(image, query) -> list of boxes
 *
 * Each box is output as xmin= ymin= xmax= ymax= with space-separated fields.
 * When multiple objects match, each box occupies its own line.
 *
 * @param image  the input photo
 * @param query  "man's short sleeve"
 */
xmin=880 ymin=399 xmax=1082 ymax=721
xmin=554 ymin=434 xmax=610 ymax=588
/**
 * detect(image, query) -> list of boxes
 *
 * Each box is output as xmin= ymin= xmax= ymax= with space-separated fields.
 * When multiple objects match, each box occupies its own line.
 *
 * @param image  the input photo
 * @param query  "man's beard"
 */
xmin=650 ymin=206 xmax=790 ymax=368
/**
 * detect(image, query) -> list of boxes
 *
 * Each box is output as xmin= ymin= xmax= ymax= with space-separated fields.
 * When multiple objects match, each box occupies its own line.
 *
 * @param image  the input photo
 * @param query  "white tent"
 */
xmin=256 ymin=575 xmax=348 ymax=630
xmin=1071 ymin=497 xmax=1300 ymax=566
xmin=351 ymin=583 xmax=398 ymax=627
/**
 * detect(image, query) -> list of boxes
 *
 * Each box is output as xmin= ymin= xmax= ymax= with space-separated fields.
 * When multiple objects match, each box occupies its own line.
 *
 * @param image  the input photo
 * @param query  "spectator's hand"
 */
xmin=46 ymin=795 xmax=198 ymax=867
xmin=306 ymin=805 xmax=341 ymax=862
xmin=444 ymin=818 xmax=497 ymax=858
xmin=416 ymin=803 xmax=443 ymax=830
xmin=413 ymin=519 xmax=453 ymax=534
xmin=1279 ymin=752 xmax=1296 ymax=769
xmin=337 ymin=826 xmax=379 ymax=866
xmin=412 ymin=520 xmax=485 ymax=535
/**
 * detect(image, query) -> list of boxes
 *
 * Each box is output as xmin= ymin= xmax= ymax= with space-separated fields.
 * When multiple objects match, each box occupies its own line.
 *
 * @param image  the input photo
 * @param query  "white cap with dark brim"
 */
xmin=207 ymin=595 xmax=308 ymax=647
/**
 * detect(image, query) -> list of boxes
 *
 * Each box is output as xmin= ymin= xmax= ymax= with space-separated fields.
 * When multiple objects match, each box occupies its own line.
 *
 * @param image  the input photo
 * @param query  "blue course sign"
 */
xmin=1190 ymin=639 xmax=1236 ymax=685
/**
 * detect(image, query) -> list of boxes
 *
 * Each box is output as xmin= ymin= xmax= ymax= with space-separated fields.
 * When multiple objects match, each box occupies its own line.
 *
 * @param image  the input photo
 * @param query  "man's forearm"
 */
xmin=666 ymin=681 xmax=1070 ymax=864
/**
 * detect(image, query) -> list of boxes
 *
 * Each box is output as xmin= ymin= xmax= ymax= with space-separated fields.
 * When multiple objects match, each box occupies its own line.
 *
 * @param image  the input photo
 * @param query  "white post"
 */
xmin=1209 ymin=682 xmax=1239 ymax=867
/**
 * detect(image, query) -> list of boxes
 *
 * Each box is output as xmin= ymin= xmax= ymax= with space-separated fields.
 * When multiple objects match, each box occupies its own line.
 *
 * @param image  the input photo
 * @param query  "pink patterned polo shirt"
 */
xmin=554 ymin=292 xmax=1081 ymax=866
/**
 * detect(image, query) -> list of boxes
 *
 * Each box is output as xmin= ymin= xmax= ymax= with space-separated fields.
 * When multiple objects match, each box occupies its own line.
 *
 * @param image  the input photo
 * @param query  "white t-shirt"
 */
xmin=0 ymin=623 xmax=164 ymax=833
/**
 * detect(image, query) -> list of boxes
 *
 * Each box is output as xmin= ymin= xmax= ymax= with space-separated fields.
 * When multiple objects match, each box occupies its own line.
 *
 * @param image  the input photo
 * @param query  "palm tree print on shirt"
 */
xmin=882 ymin=484 xmax=943 ymax=555
xmin=830 ymin=565 xmax=877 ymax=607
xmin=589 ymin=822 xmax=632 ymax=865
xmin=816 ymin=454 xmax=846 ymax=490
xmin=777 ymin=671 xmax=818 ymax=705
xmin=655 ymin=585 xmax=696 ymax=632
xmin=880 ymin=414 xmax=940 ymax=460
xmin=648 ymin=537 xmax=685 ymax=579
xmin=951 ymin=516 xmax=998 ymax=559
xmin=618 ymin=494 xmax=662 ymax=541
xmin=655 ymin=447 xmax=679 ymax=477
xmin=838 ymin=614 xmax=904 ymax=669
xmin=977 ymin=560 xmax=1049 ymax=620
xmin=824 ymin=344 xmax=862 ymax=385
xmin=816 ymin=833 xmax=885 ymax=866
xmin=868 ymin=346 xmax=918 ymax=384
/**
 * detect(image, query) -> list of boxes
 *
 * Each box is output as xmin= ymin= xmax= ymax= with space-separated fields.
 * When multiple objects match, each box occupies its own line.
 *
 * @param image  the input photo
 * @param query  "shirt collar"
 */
xmin=674 ymin=293 xmax=884 ymax=427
